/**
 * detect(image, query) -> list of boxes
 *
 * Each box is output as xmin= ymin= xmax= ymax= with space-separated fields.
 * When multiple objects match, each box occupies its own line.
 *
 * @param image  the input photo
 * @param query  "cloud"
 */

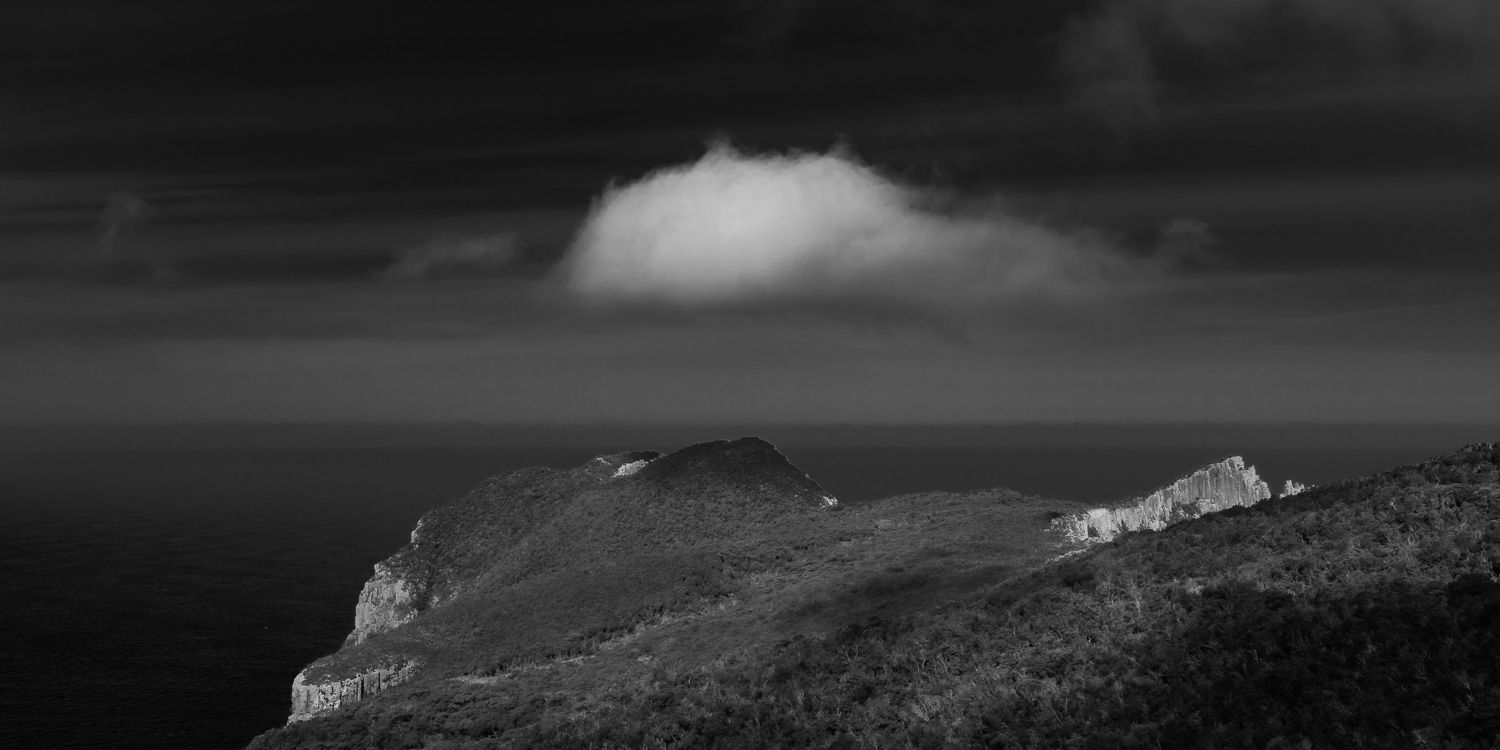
xmin=557 ymin=142 xmax=1160 ymax=313
xmin=1061 ymin=0 xmax=1500 ymax=131
xmin=383 ymin=231 xmax=520 ymax=280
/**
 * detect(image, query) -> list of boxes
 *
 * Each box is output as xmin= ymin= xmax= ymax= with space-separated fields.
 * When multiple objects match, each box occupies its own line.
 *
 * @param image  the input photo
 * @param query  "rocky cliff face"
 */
xmin=288 ymin=662 xmax=420 ymax=723
xmin=1053 ymin=456 xmax=1270 ymax=542
xmin=345 ymin=562 xmax=419 ymax=647
xmin=287 ymin=558 xmax=429 ymax=723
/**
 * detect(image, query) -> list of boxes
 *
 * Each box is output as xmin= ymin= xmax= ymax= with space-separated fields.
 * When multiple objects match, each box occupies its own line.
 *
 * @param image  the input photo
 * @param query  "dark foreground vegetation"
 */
xmin=251 ymin=443 xmax=1500 ymax=749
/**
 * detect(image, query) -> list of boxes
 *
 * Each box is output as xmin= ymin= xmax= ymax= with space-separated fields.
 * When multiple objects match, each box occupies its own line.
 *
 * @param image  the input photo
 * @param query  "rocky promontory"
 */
xmin=282 ymin=438 xmax=832 ymax=723
xmin=275 ymin=443 xmax=1279 ymax=728
xmin=1051 ymin=456 xmax=1271 ymax=542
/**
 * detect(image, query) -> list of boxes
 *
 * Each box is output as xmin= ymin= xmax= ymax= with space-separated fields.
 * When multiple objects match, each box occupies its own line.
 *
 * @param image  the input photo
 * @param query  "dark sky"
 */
xmin=3 ymin=0 xmax=1498 ymax=425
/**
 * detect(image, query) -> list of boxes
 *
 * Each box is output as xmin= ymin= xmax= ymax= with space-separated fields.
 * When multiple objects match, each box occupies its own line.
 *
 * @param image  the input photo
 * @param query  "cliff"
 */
xmin=1051 ymin=456 xmax=1270 ymax=542
xmin=288 ymin=663 xmax=419 ymax=723
xmin=345 ymin=561 xmax=418 ymax=647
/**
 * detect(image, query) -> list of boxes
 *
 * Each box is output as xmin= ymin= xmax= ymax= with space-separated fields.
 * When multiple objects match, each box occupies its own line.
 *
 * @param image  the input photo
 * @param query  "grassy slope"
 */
xmin=253 ymin=443 xmax=1500 ymax=749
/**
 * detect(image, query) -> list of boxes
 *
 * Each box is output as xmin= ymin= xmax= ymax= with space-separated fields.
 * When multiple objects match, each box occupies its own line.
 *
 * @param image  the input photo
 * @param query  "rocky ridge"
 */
xmin=1051 ymin=456 xmax=1271 ymax=542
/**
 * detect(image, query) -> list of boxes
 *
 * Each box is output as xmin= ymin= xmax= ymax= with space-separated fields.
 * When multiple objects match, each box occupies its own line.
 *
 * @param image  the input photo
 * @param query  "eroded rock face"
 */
xmin=288 ymin=662 xmax=420 ymax=723
xmin=1282 ymin=480 xmax=1309 ymax=497
xmin=613 ymin=459 xmax=653 ymax=478
xmin=346 ymin=562 xmax=420 ymax=647
xmin=1053 ymin=456 xmax=1271 ymax=542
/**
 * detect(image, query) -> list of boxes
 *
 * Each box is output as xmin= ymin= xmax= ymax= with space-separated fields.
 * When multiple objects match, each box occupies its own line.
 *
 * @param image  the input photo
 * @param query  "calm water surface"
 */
xmin=0 ymin=441 xmax=1448 ymax=749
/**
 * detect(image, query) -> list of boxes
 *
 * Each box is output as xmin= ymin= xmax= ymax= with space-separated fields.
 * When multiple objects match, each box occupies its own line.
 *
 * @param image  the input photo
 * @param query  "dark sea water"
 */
xmin=0 ymin=438 xmax=1467 ymax=749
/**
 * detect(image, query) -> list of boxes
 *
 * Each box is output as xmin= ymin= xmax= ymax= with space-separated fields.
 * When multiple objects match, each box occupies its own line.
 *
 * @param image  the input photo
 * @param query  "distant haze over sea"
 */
xmin=4 ymin=422 xmax=1495 ymax=452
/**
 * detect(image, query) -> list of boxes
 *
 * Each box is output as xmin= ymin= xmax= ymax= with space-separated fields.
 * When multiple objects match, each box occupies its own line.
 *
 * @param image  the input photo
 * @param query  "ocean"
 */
xmin=0 ymin=435 xmax=1473 ymax=749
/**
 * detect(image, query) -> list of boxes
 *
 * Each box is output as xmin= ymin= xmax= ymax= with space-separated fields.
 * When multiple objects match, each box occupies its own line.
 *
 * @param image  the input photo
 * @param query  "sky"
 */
xmin=2 ymin=0 xmax=1498 ymax=427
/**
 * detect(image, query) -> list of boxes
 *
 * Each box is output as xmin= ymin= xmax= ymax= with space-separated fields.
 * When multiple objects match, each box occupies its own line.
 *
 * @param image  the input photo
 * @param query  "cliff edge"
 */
xmin=1051 ymin=456 xmax=1271 ymax=542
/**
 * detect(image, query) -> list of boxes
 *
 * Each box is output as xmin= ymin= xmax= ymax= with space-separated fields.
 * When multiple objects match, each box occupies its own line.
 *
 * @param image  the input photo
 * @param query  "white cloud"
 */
xmin=558 ymin=142 xmax=1155 ymax=312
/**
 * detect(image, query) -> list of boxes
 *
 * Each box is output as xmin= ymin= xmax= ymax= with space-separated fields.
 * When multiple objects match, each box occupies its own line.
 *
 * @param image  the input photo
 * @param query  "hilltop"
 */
xmin=249 ymin=441 xmax=1500 ymax=749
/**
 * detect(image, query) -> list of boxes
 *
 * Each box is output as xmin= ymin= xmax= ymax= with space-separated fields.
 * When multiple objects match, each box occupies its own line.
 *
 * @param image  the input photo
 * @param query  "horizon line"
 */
xmin=2 ymin=421 xmax=1495 ymax=451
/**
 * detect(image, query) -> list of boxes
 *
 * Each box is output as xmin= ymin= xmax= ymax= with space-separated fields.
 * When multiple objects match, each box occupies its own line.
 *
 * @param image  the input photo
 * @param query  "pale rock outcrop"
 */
xmin=1281 ymin=480 xmax=1309 ymax=497
xmin=581 ymin=450 xmax=664 ymax=481
xmin=288 ymin=661 xmax=421 ymax=723
xmin=613 ymin=459 xmax=652 ymax=478
xmin=341 ymin=517 xmax=434 ymax=647
xmin=1053 ymin=456 xmax=1271 ymax=542
xmin=345 ymin=561 xmax=420 ymax=647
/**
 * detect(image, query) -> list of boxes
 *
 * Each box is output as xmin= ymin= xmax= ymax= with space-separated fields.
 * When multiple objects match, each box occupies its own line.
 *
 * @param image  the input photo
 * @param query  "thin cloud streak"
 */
xmin=382 ymin=232 xmax=522 ymax=281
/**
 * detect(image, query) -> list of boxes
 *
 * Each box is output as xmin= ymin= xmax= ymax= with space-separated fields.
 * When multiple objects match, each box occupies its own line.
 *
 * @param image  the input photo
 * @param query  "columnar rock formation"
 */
xmin=289 ymin=662 xmax=420 ymax=723
xmin=1053 ymin=456 xmax=1271 ymax=542
xmin=287 ymin=560 xmax=428 ymax=725
xmin=1282 ymin=480 xmax=1309 ymax=497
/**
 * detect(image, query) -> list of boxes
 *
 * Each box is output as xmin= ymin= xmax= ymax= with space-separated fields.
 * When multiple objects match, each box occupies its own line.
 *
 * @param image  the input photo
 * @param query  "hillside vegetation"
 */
xmin=251 ymin=443 xmax=1500 ymax=749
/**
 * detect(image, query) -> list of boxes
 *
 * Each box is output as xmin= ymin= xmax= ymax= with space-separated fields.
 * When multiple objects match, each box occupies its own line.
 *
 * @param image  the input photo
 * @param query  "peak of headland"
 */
xmin=283 ymin=436 xmax=838 ymax=722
